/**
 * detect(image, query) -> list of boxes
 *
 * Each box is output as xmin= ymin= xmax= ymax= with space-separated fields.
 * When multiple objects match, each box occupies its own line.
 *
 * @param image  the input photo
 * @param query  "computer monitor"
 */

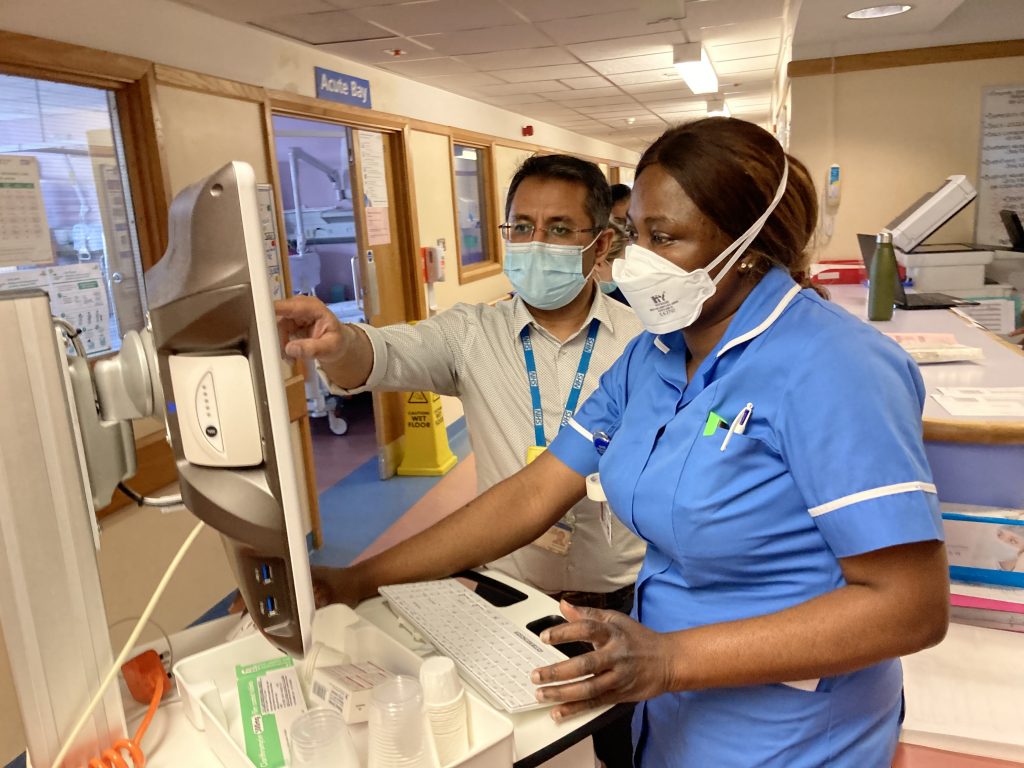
xmin=145 ymin=161 xmax=314 ymax=657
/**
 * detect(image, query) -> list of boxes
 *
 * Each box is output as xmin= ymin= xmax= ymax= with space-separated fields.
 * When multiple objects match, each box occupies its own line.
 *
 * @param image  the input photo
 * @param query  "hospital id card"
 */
xmin=533 ymin=519 xmax=574 ymax=555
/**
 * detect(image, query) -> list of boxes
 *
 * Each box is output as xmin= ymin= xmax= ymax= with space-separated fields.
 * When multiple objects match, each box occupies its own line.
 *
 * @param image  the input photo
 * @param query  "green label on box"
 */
xmin=236 ymin=657 xmax=298 ymax=768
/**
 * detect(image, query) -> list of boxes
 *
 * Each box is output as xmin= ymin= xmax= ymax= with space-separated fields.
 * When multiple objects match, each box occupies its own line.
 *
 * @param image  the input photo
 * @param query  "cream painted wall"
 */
xmin=618 ymin=166 xmax=637 ymax=186
xmin=789 ymin=56 xmax=1024 ymax=262
xmin=0 ymin=0 xmax=636 ymax=167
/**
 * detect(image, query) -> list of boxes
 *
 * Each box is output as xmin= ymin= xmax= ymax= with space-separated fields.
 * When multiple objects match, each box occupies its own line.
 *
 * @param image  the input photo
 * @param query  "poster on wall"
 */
xmin=0 ymin=154 xmax=53 ymax=266
xmin=256 ymin=184 xmax=286 ymax=300
xmin=358 ymin=131 xmax=391 ymax=245
xmin=975 ymin=86 xmax=1024 ymax=247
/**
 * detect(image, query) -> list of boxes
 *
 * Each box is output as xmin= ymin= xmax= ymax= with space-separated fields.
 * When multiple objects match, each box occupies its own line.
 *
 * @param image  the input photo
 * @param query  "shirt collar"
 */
xmin=512 ymin=284 xmax=616 ymax=341
xmin=652 ymin=266 xmax=801 ymax=359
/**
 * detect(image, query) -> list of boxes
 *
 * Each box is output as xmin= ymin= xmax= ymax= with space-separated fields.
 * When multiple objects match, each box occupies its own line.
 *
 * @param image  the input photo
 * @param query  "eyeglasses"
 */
xmin=499 ymin=222 xmax=601 ymax=244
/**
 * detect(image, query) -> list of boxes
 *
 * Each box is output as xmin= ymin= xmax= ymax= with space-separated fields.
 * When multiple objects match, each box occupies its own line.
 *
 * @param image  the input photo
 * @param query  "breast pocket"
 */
xmin=670 ymin=430 xmax=786 ymax=586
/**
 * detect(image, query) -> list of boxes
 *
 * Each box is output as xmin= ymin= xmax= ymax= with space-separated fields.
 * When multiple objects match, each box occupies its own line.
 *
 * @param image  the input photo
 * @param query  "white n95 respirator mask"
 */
xmin=613 ymin=159 xmax=789 ymax=335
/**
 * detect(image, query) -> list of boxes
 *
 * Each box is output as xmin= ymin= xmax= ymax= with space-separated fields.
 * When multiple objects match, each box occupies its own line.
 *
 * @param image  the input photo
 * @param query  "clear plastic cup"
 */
xmin=368 ymin=676 xmax=438 ymax=768
xmin=290 ymin=708 xmax=359 ymax=767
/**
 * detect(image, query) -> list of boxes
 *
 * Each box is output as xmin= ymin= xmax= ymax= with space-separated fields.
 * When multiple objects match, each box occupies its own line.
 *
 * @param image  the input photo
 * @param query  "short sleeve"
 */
xmin=321 ymin=307 xmax=473 ymax=397
xmin=548 ymin=332 xmax=644 ymax=478
xmin=777 ymin=326 xmax=943 ymax=558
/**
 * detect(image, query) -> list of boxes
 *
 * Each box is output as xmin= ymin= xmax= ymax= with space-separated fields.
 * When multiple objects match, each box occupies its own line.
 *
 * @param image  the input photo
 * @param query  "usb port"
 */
xmin=262 ymin=596 xmax=278 ymax=617
xmin=256 ymin=563 xmax=273 ymax=585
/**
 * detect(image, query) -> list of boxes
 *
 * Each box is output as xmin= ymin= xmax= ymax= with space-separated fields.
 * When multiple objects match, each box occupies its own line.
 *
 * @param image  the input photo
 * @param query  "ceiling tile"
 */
xmin=709 ymin=36 xmax=780 ymax=61
xmin=351 ymin=0 xmax=521 ymax=36
xmin=317 ymin=38 xmax=437 ymax=63
xmin=510 ymin=0 xmax=641 ymax=23
xmin=423 ymin=24 xmax=551 ymax=55
xmin=626 ymin=82 xmax=694 ymax=100
xmin=323 ymin=0 xmax=410 ymax=7
xmin=253 ymin=10 xmax=390 ymax=44
xmin=378 ymin=57 xmax=474 ymax=77
xmin=589 ymin=52 xmax=675 ymax=76
xmin=559 ymin=95 xmax=637 ymax=108
xmin=582 ymin=108 xmax=652 ymax=120
xmin=643 ymin=97 xmax=708 ymax=112
xmin=700 ymin=17 xmax=784 ymax=46
xmin=567 ymin=31 xmax=687 ymax=63
xmin=683 ymin=0 xmax=786 ymax=28
xmin=538 ymin=10 xmax=681 ymax=45
xmin=181 ymin=0 xmax=335 ymax=22
xmin=490 ymin=63 xmax=596 ymax=83
xmin=554 ymin=86 xmax=628 ymax=102
xmin=473 ymin=81 xmax=571 ymax=96
xmin=716 ymin=69 xmax=776 ymax=86
xmin=559 ymin=76 xmax=610 ymax=90
xmin=714 ymin=54 xmax=776 ymax=75
xmin=419 ymin=72 xmax=507 ymax=88
xmin=606 ymin=67 xmax=680 ymax=86
xmin=454 ymin=47 xmax=577 ymax=70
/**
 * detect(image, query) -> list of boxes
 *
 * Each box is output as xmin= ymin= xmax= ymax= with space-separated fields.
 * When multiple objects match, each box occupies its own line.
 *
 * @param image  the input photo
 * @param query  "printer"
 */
xmin=885 ymin=175 xmax=993 ymax=293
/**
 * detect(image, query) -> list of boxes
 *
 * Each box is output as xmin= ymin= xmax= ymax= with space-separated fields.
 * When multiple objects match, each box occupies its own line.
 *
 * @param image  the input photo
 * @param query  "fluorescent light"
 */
xmin=845 ymin=4 xmax=912 ymax=19
xmin=706 ymin=98 xmax=730 ymax=117
xmin=673 ymin=43 xmax=718 ymax=95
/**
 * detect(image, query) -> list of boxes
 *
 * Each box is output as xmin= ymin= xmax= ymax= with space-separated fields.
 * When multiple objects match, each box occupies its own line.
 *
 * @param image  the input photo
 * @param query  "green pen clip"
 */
xmin=703 ymin=411 xmax=728 ymax=436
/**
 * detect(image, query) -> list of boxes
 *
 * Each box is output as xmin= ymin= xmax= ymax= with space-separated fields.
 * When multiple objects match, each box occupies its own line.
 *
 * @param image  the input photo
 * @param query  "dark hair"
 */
xmin=610 ymin=183 xmax=632 ymax=205
xmin=505 ymin=154 xmax=612 ymax=229
xmin=636 ymin=118 xmax=823 ymax=295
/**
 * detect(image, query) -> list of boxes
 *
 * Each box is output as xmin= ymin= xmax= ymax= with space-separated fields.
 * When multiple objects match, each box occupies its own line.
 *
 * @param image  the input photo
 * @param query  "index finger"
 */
xmin=274 ymin=296 xmax=324 ymax=322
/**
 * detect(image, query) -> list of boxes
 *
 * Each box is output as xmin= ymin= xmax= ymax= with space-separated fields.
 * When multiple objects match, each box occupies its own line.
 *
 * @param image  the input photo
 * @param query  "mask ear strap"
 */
xmin=708 ymin=158 xmax=790 ymax=285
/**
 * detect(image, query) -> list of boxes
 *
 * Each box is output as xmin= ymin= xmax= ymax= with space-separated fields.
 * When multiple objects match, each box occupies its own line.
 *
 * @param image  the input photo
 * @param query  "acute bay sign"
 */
xmin=314 ymin=67 xmax=372 ymax=109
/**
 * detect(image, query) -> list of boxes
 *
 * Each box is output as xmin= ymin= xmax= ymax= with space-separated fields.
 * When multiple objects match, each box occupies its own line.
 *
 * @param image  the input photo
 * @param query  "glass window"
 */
xmin=0 ymin=74 xmax=146 ymax=355
xmin=452 ymin=143 xmax=495 ymax=272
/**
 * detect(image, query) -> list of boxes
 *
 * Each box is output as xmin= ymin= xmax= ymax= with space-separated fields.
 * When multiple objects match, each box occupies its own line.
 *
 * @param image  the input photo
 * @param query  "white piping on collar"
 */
xmin=716 ymin=283 xmax=802 ymax=359
xmin=653 ymin=336 xmax=671 ymax=354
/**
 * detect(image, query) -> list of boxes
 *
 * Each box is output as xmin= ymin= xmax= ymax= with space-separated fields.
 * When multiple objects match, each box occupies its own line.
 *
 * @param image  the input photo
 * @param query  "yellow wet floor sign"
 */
xmin=397 ymin=391 xmax=457 ymax=476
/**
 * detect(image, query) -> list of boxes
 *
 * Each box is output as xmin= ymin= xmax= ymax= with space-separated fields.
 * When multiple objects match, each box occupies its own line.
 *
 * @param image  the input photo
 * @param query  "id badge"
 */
xmin=534 ymin=519 xmax=574 ymax=555
xmin=526 ymin=445 xmax=546 ymax=464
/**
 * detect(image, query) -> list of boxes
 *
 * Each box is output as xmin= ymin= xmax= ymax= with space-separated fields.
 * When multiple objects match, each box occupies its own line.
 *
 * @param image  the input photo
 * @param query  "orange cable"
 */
xmin=84 ymin=671 xmax=165 ymax=768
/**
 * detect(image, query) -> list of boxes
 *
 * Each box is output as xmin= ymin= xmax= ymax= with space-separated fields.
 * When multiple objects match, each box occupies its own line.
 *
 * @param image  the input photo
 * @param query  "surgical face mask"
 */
xmin=503 ymin=236 xmax=599 ymax=310
xmin=599 ymin=280 xmax=619 ymax=294
xmin=613 ymin=160 xmax=789 ymax=334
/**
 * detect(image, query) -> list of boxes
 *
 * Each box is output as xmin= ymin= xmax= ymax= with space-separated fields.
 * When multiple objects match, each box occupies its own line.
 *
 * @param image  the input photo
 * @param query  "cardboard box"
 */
xmin=308 ymin=660 xmax=392 ymax=723
xmin=942 ymin=503 xmax=1024 ymax=588
xmin=235 ymin=657 xmax=307 ymax=768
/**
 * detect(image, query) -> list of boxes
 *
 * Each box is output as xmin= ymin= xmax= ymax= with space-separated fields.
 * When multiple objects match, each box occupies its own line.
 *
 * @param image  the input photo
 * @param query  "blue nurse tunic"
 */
xmin=549 ymin=266 xmax=944 ymax=767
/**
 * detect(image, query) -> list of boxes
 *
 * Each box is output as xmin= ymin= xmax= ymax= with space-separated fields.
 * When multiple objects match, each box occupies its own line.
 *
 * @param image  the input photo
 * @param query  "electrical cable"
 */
xmin=85 ymin=672 xmax=164 ymax=768
xmin=117 ymin=481 xmax=184 ymax=510
xmin=107 ymin=616 xmax=173 ymax=674
xmin=51 ymin=520 xmax=206 ymax=768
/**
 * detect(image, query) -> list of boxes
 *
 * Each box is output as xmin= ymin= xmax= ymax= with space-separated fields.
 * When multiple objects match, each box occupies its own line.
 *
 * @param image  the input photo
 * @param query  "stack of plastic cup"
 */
xmin=419 ymin=657 xmax=469 ymax=766
xmin=368 ymin=675 xmax=440 ymax=768
xmin=290 ymin=708 xmax=360 ymax=768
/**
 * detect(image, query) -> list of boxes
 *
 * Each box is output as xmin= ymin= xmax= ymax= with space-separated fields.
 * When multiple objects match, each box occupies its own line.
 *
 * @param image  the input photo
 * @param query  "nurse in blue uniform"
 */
xmin=532 ymin=118 xmax=949 ymax=767
xmin=311 ymin=118 xmax=950 ymax=767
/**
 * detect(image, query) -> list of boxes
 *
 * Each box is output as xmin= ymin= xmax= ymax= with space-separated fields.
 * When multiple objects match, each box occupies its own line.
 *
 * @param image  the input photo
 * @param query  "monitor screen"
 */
xmin=145 ymin=161 xmax=314 ymax=657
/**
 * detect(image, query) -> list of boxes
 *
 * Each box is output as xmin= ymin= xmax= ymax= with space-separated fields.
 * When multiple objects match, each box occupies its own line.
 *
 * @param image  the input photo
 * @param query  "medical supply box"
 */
xmin=941 ymin=503 xmax=1024 ymax=588
xmin=174 ymin=604 xmax=514 ymax=768
xmin=308 ymin=660 xmax=391 ymax=723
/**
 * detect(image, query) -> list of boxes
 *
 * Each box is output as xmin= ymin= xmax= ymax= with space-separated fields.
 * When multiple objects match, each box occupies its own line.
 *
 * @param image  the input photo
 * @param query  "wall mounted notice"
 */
xmin=0 ymin=154 xmax=53 ymax=265
xmin=358 ymin=131 xmax=391 ymax=245
xmin=256 ymin=184 xmax=285 ymax=300
xmin=314 ymin=66 xmax=372 ymax=109
xmin=975 ymin=86 xmax=1024 ymax=247
xmin=0 ymin=263 xmax=112 ymax=354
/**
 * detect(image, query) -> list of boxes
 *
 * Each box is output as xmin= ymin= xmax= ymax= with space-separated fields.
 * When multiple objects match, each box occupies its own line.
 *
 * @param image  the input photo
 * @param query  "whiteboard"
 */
xmin=975 ymin=85 xmax=1024 ymax=247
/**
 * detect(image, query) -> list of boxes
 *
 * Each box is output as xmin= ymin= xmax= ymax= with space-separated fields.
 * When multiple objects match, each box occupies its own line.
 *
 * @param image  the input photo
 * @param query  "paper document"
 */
xmin=901 ymin=623 xmax=1024 ymax=758
xmin=0 ymin=155 xmax=53 ymax=265
xmin=885 ymin=333 xmax=984 ymax=364
xmin=932 ymin=387 xmax=1024 ymax=417
xmin=952 ymin=299 xmax=1016 ymax=334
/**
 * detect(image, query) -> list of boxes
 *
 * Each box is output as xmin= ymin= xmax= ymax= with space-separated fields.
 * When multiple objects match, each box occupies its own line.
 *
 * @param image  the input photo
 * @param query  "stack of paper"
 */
xmin=886 ymin=332 xmax=984 ymax=365
xmin=932 ymin=387 xmax=1024 ymax=417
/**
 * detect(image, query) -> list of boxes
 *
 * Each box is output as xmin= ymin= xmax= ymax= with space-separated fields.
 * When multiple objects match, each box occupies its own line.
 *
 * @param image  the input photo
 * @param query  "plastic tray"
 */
xmin=173 ymin=605 xmax=514 ymax=768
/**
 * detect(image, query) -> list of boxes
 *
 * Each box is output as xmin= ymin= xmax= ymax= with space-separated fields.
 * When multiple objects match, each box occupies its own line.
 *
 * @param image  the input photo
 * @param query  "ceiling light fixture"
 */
xmin=673 ymin=43 xmax=718 ymax=95
xmin=706 ymin=97 xmax=730 ymax=117
xmin=845 ymin=4 xmax=912 ymax=20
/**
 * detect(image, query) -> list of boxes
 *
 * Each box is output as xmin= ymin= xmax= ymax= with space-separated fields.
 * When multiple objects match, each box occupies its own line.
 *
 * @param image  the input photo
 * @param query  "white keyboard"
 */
xmin=379 ymin=579 xmax=569 ymax=713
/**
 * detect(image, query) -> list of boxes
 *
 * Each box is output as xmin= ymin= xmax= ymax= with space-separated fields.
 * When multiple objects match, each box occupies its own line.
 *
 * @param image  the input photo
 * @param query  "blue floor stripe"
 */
xmin=311 ymin=417 xmax=470 ymax=568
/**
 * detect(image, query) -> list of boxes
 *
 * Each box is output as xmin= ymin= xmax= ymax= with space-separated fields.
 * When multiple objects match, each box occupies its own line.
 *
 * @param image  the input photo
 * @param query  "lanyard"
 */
xmin=521 ymin=318 xmax=600 ymax=447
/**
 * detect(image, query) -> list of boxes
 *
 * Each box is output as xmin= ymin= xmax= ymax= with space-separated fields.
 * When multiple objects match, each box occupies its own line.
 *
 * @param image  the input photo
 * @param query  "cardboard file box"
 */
xmin=941 ymin=503 xmax=1024 ymax=588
